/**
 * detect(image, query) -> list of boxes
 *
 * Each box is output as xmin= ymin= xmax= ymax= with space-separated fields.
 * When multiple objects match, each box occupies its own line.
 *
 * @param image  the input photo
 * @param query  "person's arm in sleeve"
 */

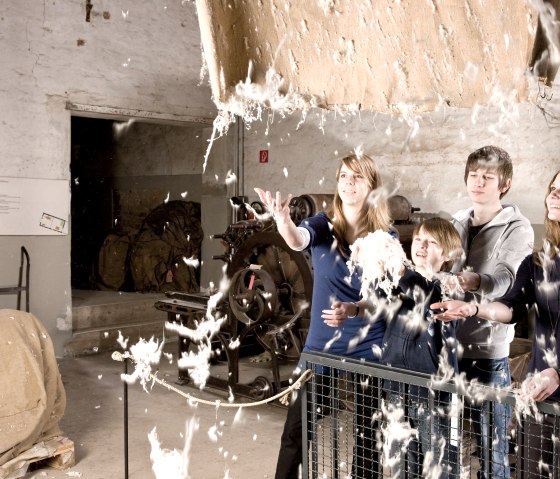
xmin=433 ymin=255 xmax=534 ymax=324
xmin=460 ymin=222 xmax=534 ymax=298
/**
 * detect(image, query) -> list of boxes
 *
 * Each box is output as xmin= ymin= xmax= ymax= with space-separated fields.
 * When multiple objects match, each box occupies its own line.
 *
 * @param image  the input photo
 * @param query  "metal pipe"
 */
xmin=234 ymin=115 xmax=244 ymax=198
xmin=124 ymin=357 xmax=129 ymax=479
xmin=231 ymin=115 xmax=245 ymax=225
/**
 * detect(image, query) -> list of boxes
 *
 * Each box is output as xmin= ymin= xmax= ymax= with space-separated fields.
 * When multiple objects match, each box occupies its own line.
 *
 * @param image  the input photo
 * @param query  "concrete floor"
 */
xmin=24 ymin=343 xmax=290 ymax=479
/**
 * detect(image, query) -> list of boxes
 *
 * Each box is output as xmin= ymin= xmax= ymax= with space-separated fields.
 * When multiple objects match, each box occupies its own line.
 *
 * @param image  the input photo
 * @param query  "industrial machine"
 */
xmin=155 ymin=193 xmax=428 ymax=400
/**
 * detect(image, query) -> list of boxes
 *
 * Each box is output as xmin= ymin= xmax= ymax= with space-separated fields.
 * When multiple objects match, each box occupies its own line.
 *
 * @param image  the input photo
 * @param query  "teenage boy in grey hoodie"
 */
xmin=451 ymin=145 xmax=534 ymax=479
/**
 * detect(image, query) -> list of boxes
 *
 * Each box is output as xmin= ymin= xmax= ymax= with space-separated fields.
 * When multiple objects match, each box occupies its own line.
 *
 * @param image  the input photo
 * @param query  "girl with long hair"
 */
xmin=256 ymin=152 xmax=393 ymax=479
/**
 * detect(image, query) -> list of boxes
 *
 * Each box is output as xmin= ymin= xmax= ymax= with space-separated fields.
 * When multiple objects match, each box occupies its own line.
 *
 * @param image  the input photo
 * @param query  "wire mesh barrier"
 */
xmin=299 ymin=352 xmax=560 ymax=479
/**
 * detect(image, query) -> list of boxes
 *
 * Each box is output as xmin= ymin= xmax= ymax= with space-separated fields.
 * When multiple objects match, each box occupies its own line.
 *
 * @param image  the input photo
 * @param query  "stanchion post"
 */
xmin=124 ymin=357 xmax=129 ymax=479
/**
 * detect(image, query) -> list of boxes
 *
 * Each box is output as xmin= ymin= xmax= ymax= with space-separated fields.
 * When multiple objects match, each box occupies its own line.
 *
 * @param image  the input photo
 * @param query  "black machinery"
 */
xmin=155 ymin=193 xmax=429 ymax=400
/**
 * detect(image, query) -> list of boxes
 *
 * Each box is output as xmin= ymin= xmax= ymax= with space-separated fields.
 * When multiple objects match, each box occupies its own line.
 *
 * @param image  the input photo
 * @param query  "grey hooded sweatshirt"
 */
xmin=451 ymin=204 xmax=534 ymax=359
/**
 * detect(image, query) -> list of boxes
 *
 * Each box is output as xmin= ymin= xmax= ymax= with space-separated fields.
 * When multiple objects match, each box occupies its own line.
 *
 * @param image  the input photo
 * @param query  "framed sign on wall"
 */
xmin=0 ymin=177 xmax=69 ymax=235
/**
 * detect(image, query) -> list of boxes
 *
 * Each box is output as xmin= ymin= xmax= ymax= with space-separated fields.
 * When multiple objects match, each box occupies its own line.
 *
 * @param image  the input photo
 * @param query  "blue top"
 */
xmin=299 ymin=212 xmax=387 ymax=362
xmin=497 ymin=253 xmax=560 ymax=400
xmin=381 ymin=268 xmax=458 ymax=374
xmin=381 ymin=268 xmax=458 ymax=400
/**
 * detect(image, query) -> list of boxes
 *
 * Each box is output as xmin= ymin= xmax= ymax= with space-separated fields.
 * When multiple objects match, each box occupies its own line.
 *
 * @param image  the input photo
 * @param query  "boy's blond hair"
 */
xmin=412 ymin=217 xmax=463 ymax=272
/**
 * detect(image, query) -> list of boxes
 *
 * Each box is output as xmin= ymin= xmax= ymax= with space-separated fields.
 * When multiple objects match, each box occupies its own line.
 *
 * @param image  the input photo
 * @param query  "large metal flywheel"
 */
xmin=227 ymin=231 xmax=313 ymax=359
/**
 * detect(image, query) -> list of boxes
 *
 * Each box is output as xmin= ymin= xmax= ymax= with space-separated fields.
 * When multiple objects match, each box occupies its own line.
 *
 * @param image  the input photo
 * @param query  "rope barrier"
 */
xmin=112 ymin=351 xmax=313 ymax=407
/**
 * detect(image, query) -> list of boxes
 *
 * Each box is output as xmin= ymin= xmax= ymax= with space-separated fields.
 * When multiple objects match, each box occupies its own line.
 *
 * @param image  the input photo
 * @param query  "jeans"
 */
xmin=274 ymin=386 xmax=305 ymax=479
xmin=459 ymin=357 xmax=511 ymax=479
xmin=386 ymin=391 xmax=458 ymax=479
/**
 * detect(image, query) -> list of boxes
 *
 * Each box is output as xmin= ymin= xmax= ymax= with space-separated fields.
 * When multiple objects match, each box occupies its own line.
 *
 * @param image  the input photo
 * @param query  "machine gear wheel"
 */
xmin=228 ymin=231 xmax=313 ymax=359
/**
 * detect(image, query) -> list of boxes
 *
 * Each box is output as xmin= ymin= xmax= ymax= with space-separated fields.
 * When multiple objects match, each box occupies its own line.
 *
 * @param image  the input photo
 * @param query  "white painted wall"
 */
xmin=0 ymin=0 xmax=217 ymax=355
xmin=200 ymin=126 xmax=238 ymax=291
xmin=243 ymin=99 xmax=560 ymax=234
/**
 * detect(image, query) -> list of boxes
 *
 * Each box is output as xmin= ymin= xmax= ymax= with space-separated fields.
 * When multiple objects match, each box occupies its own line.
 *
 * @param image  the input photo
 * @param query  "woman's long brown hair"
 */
xmin=329 ymin=154 xmax=392 ymax=256
xmin=534 ymin=169 xmax=560 ymax=265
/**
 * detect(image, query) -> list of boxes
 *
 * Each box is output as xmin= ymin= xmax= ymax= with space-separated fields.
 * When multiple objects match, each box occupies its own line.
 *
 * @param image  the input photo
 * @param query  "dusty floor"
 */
xmin=24 ymin=343 xmax=290 ymax=479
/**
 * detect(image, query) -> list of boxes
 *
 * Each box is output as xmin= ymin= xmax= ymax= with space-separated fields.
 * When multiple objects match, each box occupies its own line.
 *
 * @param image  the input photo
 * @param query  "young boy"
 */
xmin=381 ymin=217 xmax=463 ymax=479
xmin=450 ymin=146 xmax=534 ymax=479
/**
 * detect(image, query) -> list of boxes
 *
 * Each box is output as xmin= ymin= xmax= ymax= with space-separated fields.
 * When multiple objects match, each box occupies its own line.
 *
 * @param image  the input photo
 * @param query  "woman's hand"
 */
xmin=430 ymin=300 xmax=475 ymax=321
xmin=254 ymin=188 xmax=292 ymax=225
xmin=254 ymin=187 xmax=306 ymax=249
xmin=520 ymin=368 xmax=560 ymax=401
xmin=321 ymin=301 xmax=358 ymax=328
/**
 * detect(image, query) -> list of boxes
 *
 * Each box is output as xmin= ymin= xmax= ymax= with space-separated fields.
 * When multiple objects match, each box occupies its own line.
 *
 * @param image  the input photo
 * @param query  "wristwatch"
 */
xmin=348 ymin=302 xmax=359 ymax=318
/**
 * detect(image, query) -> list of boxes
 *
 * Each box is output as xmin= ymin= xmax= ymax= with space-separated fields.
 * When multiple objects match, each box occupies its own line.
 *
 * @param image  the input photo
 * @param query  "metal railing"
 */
xmin=300 ymin=352 xmax=560 ymax=479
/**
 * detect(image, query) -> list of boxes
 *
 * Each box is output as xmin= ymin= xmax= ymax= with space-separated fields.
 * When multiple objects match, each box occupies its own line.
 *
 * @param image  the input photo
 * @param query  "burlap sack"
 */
xmin=0 ymin=309 xmax=66 ymax=475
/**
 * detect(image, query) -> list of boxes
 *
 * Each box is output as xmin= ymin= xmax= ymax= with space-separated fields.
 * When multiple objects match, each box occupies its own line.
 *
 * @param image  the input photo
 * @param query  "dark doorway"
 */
xmin=70 ymin=116 xmax=206 ymax=292
xmin=71 ymin=117 xmax=117 ymax=289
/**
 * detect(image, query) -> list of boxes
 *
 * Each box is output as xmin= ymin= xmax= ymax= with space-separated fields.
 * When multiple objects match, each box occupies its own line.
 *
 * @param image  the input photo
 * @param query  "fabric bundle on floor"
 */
xmin=0 ymin=309 xmax=66 ymax=478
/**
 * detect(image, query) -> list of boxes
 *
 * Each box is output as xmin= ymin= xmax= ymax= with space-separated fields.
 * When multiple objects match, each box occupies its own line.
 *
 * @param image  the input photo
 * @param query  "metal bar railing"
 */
xmin=300 ymin=351 xmax=560 ymax=479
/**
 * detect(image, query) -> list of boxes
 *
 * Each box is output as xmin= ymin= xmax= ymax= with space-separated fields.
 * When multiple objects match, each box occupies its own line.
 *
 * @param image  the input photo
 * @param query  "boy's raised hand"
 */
xmin=455 ymin=271 xmax=481 ymax=292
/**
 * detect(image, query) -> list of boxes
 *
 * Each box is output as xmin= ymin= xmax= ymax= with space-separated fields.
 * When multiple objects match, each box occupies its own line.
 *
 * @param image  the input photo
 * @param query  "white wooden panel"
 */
xmin=0 ymin=177 xmax=69 ymax=235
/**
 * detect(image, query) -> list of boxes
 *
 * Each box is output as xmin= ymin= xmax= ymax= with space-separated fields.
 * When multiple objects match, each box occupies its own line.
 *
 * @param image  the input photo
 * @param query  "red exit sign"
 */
xmin=259 ymin=150 xmax=269 ymax=163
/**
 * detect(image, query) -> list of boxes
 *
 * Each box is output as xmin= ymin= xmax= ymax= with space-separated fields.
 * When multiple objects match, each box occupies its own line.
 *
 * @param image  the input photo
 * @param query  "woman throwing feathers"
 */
xmin=256 ymin=152 xmax=394 ymax=479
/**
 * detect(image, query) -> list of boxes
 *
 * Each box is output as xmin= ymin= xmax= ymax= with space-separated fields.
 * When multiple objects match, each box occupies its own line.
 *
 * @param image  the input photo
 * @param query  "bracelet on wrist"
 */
xmin=348 ymin=302 xmax=359 ymax=318
xmin=472 ymin=304 xmax=479 ymax=317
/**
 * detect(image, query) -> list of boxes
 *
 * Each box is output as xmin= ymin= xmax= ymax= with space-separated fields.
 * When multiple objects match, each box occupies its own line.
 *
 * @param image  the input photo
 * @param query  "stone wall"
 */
xmin=0 ymin=0 xmax=217 ymax=354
